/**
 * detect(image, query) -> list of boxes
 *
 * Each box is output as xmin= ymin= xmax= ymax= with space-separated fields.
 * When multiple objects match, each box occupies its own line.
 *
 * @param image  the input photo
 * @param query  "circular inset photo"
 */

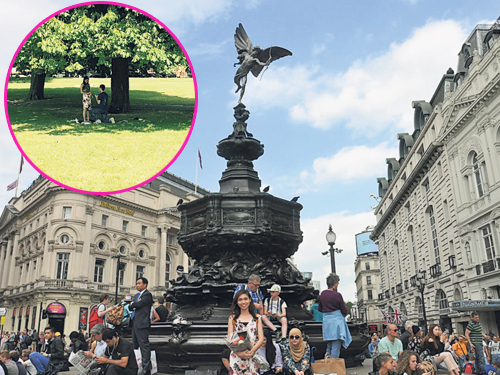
xmin=6 ymin=2 xmax=197 ymax=194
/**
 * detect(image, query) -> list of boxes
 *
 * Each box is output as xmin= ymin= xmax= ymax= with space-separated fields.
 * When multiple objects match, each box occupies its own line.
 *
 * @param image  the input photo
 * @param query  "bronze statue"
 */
xmin=234 ymin=23 xmax=292 ymax=103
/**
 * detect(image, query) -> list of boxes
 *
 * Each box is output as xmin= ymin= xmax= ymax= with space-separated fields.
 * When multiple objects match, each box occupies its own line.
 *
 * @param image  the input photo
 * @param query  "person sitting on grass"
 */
xmin=264 ymin=284 xmax=288 ymax=343
xmin=90 ymin=85 xmax=115 ymax=124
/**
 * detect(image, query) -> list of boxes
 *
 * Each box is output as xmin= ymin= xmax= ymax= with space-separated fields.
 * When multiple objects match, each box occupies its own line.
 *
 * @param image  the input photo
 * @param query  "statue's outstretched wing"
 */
xmin=234 ymin=23 xmax=253 ymax=53
xmin=251 ymin=46 xmax=292 ymax=77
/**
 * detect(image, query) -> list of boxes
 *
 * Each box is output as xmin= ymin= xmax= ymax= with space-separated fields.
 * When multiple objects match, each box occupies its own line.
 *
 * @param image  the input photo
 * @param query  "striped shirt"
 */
xmin=466 ymin=320 xmax=483 ymax=345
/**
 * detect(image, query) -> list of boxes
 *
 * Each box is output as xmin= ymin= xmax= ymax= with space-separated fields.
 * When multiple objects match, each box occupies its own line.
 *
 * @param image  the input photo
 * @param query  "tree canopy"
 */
xmin=14 ymin=5 xmax=189 ymax=110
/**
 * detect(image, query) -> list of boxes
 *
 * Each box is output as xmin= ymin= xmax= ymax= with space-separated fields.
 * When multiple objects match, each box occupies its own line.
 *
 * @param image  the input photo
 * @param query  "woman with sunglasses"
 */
xmin=420 ymin=325 xmax=459 ymax=375
xmin=318 ymin=273 xmax=352 ymax=358
xmin=281 ymin=328 xmax=311 ymax=375
xmin=228 ymin=289 xmax=265 ymax=375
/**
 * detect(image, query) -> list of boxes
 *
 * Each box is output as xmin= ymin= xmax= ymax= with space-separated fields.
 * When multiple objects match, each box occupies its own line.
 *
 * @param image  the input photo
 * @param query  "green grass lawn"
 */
xmin=7 ymin=77 xmax=195 ymax=192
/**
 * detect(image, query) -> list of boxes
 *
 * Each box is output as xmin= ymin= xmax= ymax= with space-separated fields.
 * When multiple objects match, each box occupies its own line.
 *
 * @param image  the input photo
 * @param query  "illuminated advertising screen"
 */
xmin=355 ymin=231 xmax=378 ymax=256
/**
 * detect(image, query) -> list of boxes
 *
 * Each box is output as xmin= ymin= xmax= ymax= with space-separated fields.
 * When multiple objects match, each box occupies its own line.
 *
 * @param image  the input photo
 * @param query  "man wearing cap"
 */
xmin=263 ymin=284 xmax=288 ymax=343
xmin=453 ymin=335 xmax=469 ymax=370
xmin=234 ymin=274 xmax=280 ymax=337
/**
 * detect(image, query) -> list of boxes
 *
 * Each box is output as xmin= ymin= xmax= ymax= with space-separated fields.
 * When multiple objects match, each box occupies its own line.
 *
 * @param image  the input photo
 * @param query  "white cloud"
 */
xmin=294 ymin=210 xmax=377 ymax=303
xmin=244 ymin=20 xmax=468 ymax=135
xmin=300 ymin=142 xmax=399 ymax=186
xmin=312 ymin=43 xmax=326 ymax=55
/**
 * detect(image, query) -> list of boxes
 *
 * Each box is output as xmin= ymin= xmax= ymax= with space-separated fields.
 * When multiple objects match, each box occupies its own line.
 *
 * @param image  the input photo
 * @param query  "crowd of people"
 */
xmin=224 ymin=273 xmax=352 ymax=375
xmin=367 ymin=312 xmax=500 ymax=375
xmin=0 ymin=277 xmax=159 ymax=375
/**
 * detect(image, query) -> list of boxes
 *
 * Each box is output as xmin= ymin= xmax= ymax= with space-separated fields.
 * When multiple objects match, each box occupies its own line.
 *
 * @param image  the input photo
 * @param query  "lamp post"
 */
xmin=416 ymin=270 xmax=428 ymax=335
xmin=112 ymin=254 xmax=122 ymax=304
xmin=322 ymin=224 xmax=343 ymax=274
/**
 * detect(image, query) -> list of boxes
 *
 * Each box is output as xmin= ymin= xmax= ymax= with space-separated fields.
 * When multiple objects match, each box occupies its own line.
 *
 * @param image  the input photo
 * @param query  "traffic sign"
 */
xmin=0 ymin=308 xmax=7 ymax=316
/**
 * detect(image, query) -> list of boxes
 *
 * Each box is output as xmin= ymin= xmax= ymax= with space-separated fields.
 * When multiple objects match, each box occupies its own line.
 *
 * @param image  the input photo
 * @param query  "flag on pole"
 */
xmin=19 ymin=156 xmax=24 ymax=174
xmin=392 ymin=307 xmax=402 ymax=324
xmin=198 ymin=148 xmax=203 ymax=169
xmin=7 ymin=180 xmax=18 ymax=191
xmin=380 ymin=309 xmax=392 ymax=324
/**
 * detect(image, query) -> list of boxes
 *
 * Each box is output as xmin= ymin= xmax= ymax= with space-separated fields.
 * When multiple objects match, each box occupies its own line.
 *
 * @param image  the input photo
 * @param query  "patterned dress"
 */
xmin=82 ymin=83 xmax=91 ymax=110
xmin=230 ymin=317 xmax=259 ymax=375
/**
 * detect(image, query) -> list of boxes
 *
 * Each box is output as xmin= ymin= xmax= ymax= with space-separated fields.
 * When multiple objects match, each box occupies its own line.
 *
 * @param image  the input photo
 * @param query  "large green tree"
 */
xmin=14 ymin=5 xmax=187 ymax=112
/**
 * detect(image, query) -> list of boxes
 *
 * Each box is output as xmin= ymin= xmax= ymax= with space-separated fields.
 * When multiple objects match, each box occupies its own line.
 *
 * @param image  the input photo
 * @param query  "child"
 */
xmin=264 ymin=284 xmax=288 ymax=343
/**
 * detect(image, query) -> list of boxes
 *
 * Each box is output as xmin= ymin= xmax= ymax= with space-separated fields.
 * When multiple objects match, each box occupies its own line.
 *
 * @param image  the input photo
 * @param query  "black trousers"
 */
xmin=131 ymin=321 xmax=151 ymax=373
xmin=105 ymin=364 xmax=137 ymax=375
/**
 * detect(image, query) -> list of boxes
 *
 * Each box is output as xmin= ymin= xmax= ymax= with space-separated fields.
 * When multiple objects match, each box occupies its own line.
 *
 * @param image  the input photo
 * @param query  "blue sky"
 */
xmin=1 ymin=0 xmax=498 ymax=304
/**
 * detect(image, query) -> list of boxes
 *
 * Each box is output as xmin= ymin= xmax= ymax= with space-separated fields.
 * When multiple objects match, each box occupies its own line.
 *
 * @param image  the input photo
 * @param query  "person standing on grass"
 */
xmin=90 ymin=85 xmax=115 ymax=124
xmin=80 ymin=76 xmax=91 ymax=124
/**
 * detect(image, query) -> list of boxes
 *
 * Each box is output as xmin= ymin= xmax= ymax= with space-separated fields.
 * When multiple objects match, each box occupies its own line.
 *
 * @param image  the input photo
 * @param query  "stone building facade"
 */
xmin=354 ymin=254 xmax=383 ymax=328
xmin=0 ymin=172 xmax=208 ymax=334
xmin=371 ymin=22 xmax=500 ymax=335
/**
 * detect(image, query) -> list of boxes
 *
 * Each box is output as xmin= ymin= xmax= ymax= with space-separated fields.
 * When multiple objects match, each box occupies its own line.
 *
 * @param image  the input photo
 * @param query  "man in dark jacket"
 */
xmin=400 ymin=320 xmax=415 ymax=350
xmin=128 ymin=277 xmax=153 ymax=375
xmin=28 ymin=327 xmax=66 ymax=374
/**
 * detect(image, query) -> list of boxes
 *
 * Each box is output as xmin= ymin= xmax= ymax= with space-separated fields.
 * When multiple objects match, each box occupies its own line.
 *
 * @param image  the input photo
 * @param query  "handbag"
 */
xmin=311 ymin=356 xmax=346 ymax=375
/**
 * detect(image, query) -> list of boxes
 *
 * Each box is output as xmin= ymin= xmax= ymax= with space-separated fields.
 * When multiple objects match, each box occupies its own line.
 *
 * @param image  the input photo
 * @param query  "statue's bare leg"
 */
xmin=238 ymin=76 xmax=247 ymax=103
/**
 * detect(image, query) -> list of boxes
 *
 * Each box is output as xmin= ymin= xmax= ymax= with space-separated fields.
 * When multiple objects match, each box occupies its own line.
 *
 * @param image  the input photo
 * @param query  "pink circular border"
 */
xmin=5 ymin=1 xmax=198 ymax=196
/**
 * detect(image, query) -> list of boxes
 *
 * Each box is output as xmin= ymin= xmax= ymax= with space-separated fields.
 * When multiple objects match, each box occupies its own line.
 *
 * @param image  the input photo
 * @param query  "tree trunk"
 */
xmin=110 ymin=57 xmax=130 ymax=113
xmin=28 ymin=70 xmax=46 ymax=100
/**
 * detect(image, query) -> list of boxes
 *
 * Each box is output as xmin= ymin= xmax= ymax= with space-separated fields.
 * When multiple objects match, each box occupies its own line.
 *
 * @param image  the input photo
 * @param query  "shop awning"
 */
xmin=451 ymin=299 xmax=500 ymax=311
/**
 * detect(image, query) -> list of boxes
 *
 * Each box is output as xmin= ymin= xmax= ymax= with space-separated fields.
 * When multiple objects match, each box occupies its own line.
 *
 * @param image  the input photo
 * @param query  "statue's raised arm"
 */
xmin=233 ymin=23 xmax=292 ymax=104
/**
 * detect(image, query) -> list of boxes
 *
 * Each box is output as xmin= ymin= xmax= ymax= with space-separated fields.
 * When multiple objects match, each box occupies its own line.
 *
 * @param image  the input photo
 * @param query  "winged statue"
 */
xmin=234 ymin=23 xmax=292 ymax=103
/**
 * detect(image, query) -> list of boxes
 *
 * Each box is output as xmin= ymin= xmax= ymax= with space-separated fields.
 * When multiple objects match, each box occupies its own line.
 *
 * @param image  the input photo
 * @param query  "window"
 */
xmin=409 ymin=227 xmax=418 ymax=273
xmin=473 ymin=153 xmax=484 ymax=198
xmin=56 ymin=253 xmax=70 ymax=280
xmin=122 ymin=221 xmax=128 ymax=233
xmin=102 ymin=215 xmax=108 ymax=227
xmin=138 ymin=249 xmax=145 ymax=258
xmin=366 ymin=276 xmax=372 ymax=285
xmin=167 ymin=233 xmax=175 ymax=246
xmin=94 ymin=259 xmax=105 ymax=283
xmin=165 ymin=253 xmax=171 ymax=288
xmin=63 ymin=207 xmax=72 ymax=219
xmin=118 ymin=263 xmax=126 ymax=286
xmin=367 ymin=290 xmax=373 ymax=300
xmin=141 ymin=226 xmax=147 ymax=237
xmin=98 ymin=241 xmax=105 ymax=250
xmin=394 ymin=241 xmax=402 ymax=282
xmin=443 ymin=200 xmax=450 ymax=222
xmin=119 ymin=245 xmax=126 ymax=255
xmin=428 ymin=207 xmax=440 ymax=264
xmin=136 ymin=265 xmax=145 ymax=280
xmin=365 ymin=262 xmax=370 ymax=270
xmin=416 ymin=297 xmax=423 ymax=314
xmin=437 ymin=290 xmax=448 ymax=310
xmin=60 ymin=234 xmax=69 ymax=244
xmin=482 ymin=225 xmax=496 ymax=260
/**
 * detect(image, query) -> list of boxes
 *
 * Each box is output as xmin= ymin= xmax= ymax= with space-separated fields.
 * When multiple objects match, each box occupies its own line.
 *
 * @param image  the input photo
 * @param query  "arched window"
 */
xmin=437 ymin=289 xmax=448 ymax=310
xmin=400 ymin=302 xmax=407 ymax=317
xmin=394 ymin=241 xmax=402 ymax=283
xmin=428 ymin=207 xmax=440 ymax=265
xmin=472 ymin=152 xmax=484 ymax=198
xmin=454 ymin=287 xmax=463 ymax=302
xmin=165 ymin=253 xmax=171 ymax=288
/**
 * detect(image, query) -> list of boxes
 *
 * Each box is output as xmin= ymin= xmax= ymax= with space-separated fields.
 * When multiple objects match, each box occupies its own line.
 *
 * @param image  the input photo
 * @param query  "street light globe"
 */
xmin=326 ymin=224 xmax=336 ymax=245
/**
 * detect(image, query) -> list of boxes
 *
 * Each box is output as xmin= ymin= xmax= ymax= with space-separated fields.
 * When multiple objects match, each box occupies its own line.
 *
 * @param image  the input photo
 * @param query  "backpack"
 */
xmin=264 ymin=297 xmax=284 ymax=315
xmin=464 ymin=362 xmax=475 ymax=374
xmin=89 ymin=304 xmax=104 ymax=330
xmin=106 ymin=304 xmax=125 ymax=326
xmin=24 ymin=335 xmax=33 ymax=346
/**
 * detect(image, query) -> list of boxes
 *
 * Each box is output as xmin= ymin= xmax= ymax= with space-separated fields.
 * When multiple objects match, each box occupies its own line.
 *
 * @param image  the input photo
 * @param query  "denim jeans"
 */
xmin=29 ymin=352 xmax=49 ymax=373
xmin=474 ymin=343 xmax=487 ymax=375
xmin=90 ymin=108 xmax=109 ymax=122
xmin=326 ymin=340 xmax=342 ymax=358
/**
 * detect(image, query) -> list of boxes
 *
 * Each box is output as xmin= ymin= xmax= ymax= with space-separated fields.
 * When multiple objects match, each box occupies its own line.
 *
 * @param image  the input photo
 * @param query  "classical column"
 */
xmin=158 ymin=225 xmax=168 ymax=288
xmin=80 ymin=205 xmax=94 ymax=280
xmin=0 ymin=238 xmax=12 ymax=288
xmin=9 ymin=230 xmax=20 ymax=285
xmin=42 ymin=205 xmax=55 ymax=279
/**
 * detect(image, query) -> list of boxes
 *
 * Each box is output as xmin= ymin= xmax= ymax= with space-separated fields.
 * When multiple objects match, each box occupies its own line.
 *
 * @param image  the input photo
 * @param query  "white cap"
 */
xmin=268 ymin=284 xmax=281 ymax=293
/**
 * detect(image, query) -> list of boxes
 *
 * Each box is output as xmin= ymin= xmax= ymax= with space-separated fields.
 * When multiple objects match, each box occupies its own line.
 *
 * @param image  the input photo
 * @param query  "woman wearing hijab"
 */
xmin=318 ymin=273 xmax=352 ymax=358
xmin=281 ymin=328 xmax=311 ymax=375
